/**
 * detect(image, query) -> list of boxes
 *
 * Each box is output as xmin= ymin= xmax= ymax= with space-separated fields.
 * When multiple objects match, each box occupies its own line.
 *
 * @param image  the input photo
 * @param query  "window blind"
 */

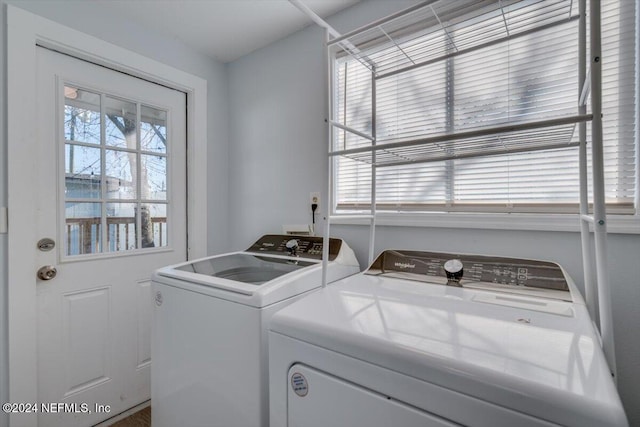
xmin=333 ymin=0 xmax=636 ymax=214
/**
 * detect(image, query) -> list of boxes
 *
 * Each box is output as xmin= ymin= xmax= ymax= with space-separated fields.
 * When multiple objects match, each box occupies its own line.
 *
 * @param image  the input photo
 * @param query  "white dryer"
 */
xmin=269 ymin=249 xmax=628 ymax=427
xmin=151 ymin=234 xmax=359 ymax=427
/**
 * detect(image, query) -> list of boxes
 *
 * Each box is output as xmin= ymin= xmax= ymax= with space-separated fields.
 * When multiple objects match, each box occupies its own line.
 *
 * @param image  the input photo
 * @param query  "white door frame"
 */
xmin=7 ymin=5 xmax=208 ymax=424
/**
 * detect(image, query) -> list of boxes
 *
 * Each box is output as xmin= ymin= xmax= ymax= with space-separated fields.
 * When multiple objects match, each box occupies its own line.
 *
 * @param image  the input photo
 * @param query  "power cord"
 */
xmin=311 ymin=203 xmax=318 ymax=225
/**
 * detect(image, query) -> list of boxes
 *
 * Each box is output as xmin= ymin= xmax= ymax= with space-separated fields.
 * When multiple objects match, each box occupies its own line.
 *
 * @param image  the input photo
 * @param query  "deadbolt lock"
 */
xmin=37 ymin=238 xmax=55 ymax=252
xmin=37 ymin=265 xmax=57 ymax=281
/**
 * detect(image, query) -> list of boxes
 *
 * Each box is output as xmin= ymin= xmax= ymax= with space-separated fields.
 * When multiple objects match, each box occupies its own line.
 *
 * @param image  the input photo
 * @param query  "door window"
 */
xmin=64 ymin=85 xmax=170 ymax=256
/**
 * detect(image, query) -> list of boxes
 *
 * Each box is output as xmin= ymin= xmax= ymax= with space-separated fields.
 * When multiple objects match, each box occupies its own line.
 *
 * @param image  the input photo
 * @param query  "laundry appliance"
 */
xmin=269 ymin=249 xmax=628 ymax=427
xmin=151 ymin=234 xmax=359 ymax=427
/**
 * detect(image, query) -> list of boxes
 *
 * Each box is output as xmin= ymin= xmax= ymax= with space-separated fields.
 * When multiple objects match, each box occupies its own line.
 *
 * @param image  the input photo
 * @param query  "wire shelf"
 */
xmin=330 ymin=0 xmax=578 ymax=78
xmin=330 ymin=115 xmax=591 ymax=167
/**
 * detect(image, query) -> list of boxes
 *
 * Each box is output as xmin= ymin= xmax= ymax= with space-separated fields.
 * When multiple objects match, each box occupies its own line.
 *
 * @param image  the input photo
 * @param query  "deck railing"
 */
xmin=65 ymin=216 xmax=167 ymax=255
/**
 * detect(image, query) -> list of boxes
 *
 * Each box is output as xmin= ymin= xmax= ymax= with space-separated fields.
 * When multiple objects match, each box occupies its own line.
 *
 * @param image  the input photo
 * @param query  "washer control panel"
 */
xmin=247 ymin=235 xmax=343 ymax=261
xmin=367 ymin=250 xmax=569 ymax=292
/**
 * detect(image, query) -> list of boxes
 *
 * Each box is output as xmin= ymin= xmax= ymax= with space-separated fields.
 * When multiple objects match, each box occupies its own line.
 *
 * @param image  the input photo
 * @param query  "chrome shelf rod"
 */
xmin=330 ymin=114 xmax=592 ymax=158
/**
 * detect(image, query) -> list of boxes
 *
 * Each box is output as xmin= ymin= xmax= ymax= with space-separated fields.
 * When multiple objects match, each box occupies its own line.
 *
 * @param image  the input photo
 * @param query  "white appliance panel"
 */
xmin=270 ymin=332 xmax=560 ymax=427
xmin=153 ymin=282 xmax=266 ymax=427
xmin=287 ymin=364 xmax=459 ymax=427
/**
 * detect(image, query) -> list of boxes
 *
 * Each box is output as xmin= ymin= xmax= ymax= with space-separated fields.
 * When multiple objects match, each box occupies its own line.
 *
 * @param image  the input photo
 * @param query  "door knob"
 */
xmin=37 ymin=265 xmax=57 ymax=281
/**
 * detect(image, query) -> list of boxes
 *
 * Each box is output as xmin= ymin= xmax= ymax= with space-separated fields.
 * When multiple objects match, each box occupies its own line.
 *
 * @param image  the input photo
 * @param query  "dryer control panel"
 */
xmin=247 ymin=235 xmax=343 ymax=261
xmin=366 ymin=250 xmax=572 ymax=301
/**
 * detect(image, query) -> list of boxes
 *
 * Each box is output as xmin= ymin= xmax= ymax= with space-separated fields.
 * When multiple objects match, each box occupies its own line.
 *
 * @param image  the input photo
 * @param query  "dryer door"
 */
xmin=287 ymin=364 xmax=459 ymax=427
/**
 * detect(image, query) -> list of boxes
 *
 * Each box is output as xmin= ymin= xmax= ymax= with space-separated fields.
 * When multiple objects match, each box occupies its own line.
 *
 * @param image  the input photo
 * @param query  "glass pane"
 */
xmin=65 ymin=144 xmax=101 ymax=198
xmin=107 ymin=203 xmax=137 ymax=252
xmin=141 ymin=105 xmax=167 ymax=153
xmin=105 ymin=149 xmax=136 ymax=199
xmin=105 ymin=96 xmax=137 ymax=149
xmin=65 ymin=202 xmax=101 ymax=256
xmin=64 ymin=86 xmax=100 ymax=144
xmin=143 ymin=203 xmax=168 ymax=248
xmin=141 ymin=154 xmax=167 ymax=200
xmin=174 ymin=254 xmax=314 ymax=285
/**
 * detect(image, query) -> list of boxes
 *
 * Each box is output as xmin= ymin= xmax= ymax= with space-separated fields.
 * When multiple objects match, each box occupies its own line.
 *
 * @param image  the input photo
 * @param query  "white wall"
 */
xmin=0 ymin=2 xmax=229 ymax=426
xmin=0 ymin=4 xmax=8 ymax=426
xmin=227 ymin=1 xmax=420 ymax=249
xmin=227 ymin=1 xmax=640 ymax=425
xmin=228 ymin=25 xmax=327 ymax=246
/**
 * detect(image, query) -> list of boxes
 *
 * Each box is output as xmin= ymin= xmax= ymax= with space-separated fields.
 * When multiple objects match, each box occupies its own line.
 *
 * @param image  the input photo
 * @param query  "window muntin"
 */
xmin=333 ymin=1 xmax=636 ymax=215
xmin=63 ymin=85 xmax=169 ymax=256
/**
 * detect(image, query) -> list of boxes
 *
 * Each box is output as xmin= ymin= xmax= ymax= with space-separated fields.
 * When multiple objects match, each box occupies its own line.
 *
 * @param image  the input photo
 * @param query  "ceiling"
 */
xmin=96 ymin=0 xmax=361 ymax=63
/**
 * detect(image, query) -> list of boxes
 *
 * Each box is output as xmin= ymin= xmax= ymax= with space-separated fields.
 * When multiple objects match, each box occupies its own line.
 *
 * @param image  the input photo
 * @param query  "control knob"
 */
xmin=444 ymin=259 xmax=463 ymax=287
xmin=285 ymin=239 xmax=299 ymax=257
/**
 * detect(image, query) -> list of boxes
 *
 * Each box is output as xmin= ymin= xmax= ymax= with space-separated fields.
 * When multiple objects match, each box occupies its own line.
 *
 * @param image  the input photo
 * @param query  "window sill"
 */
xmin=329 ymin=212 xmax=640 ymax=234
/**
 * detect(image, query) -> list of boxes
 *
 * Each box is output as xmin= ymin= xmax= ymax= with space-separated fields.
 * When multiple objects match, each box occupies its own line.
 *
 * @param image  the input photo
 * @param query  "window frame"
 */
xmin=329 ymin=0 xmax=639 ymax=231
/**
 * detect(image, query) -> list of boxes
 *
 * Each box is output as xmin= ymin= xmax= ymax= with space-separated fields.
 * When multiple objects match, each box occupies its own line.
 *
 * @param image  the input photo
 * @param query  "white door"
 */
xmin=33 ymin=46 xmax=187 ymax=426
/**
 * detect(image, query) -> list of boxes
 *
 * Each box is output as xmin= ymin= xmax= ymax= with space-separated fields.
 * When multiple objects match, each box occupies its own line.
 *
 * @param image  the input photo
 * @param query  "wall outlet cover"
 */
xmin=282 ymin=224 xmax=313 ymax=236
xmin=310 ymin=192 xmax=320 ymax=207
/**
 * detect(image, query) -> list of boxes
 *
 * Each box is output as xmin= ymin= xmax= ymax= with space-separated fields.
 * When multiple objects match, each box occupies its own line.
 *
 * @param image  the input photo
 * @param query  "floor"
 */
xmin=108 ymin=407 xmax=151 ymax=427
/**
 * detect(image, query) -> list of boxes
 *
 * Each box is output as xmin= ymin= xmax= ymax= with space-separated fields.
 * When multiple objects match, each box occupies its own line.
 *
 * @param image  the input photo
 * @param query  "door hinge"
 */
xmin=0 ymin=207 xmax=7 ymax=234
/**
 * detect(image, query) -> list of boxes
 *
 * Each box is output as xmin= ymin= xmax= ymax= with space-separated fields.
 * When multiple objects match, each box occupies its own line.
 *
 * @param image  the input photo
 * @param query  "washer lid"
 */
xmin=270 ymin=273 xmax=627 ymax=427
xmin=157 ymin=253 xmax=316 ymax=295
xmin=176 ymin=253 xmax=314 ymax=284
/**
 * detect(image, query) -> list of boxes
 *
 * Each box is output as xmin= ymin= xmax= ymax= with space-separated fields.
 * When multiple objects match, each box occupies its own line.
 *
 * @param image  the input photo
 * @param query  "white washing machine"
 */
xmin=269 ymin=249 xmax=628 ymax=427
xmin=151 ymin=234 xmax=359 ymax=427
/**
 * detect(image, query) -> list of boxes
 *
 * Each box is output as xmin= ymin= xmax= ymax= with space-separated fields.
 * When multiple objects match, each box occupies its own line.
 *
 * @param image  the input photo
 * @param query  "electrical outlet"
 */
xmin=310 ymin=192 xmax=320 ymax=209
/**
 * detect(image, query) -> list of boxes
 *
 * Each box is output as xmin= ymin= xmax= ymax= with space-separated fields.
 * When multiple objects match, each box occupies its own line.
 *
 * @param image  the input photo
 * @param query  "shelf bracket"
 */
xmin=330 ymin=121 xmax=375 ymax=142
